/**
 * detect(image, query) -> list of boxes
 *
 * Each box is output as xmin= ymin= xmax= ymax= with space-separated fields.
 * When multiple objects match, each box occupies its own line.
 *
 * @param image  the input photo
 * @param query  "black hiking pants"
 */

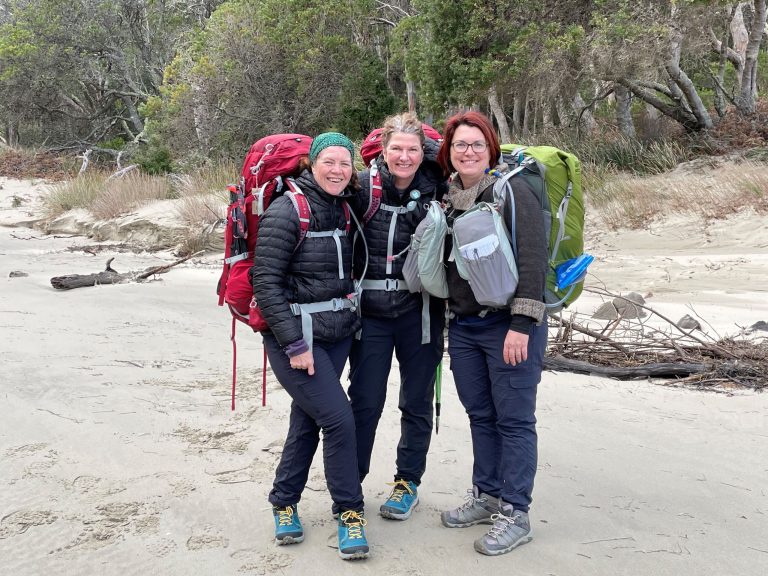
xmin=264 ymin=333 xmax=364 ymax=512
xmin=348 ymin=306 xmax=443 ymax=486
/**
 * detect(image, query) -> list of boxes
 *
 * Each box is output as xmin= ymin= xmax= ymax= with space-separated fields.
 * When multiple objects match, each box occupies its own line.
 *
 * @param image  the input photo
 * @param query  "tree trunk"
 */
xmin=5 ymin=120 xmax=19 ymax=147
xmin=666 ymin=14 xmax=713 ymax=130
xmin=542 ymin=96 xmax=554 ymax=131
xmin=735 ymin=0 xmax=767 ymax=114
xmin=614 ymin=84 xmax=636 ymax=138
xmin=731 ymin=2 xmax=750 ymax=86
xmin=406 ymin=80 xmax=417 ymax=113
xmin=555 ymin=95 xmax=570 ymax=128
xmin=487 ymin=85 xmax=511 ymax=143
xmin=617 ymin=78 xmax=701 ymax=132
xmin=572 ymin=92 xmax=596 ymax=136
xmin=512 ymin=94 xmax=525 ymax=135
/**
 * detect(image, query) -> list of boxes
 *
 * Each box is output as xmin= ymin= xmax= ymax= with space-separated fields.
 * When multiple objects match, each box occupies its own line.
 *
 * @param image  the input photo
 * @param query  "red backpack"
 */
xmin=217 ymin=134 xmax=316 ymax=410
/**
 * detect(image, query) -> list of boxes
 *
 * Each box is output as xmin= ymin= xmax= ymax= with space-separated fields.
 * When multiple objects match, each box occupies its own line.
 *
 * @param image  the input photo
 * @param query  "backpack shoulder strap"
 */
xmin=284 ymin=179 xmax=312 ymax=249
xmin=363 ymin=160 xmax=383 ymax=224
xmin=342 ymin=200 xmax=351 ymax=233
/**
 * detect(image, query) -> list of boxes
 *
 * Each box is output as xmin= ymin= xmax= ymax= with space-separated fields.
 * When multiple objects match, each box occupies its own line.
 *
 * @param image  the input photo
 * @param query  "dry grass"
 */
xmin=45 ymin=172 xmax=108 ymax=216
xmin=46 ymin=171 xmax=174 ymax=220
xmin=91 ymin=172 xmax=174 ymax=220
xmin=589 ymin=159 xmax=768 ymax=230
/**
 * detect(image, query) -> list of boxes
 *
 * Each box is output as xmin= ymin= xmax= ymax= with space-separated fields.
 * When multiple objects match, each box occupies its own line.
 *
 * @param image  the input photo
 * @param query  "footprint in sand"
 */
xmin=4 ymin=443 xmax=49 ymax=457
xmin=146 ymin=537 xmax=178 ymax=557
xmin=230 ymin=548 xmax=294 ymax=575
xmin=0 ymin=509 xmax=58 ymax=539
xmin=186 ymin=524 xmax=229 ymax=550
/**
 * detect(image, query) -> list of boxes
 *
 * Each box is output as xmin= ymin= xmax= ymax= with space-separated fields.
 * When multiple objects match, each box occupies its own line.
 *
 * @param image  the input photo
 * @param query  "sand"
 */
xmin=1 ymin=176 xmax=767 ymax=575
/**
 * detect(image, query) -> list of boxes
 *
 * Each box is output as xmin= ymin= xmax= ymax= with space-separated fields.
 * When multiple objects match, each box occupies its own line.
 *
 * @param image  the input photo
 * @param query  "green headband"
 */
xmin=309 ymin=132 xmax=355 ymax=163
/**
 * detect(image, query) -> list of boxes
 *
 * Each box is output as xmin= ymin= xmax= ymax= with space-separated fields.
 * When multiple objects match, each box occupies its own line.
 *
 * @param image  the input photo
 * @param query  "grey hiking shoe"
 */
xmin=441 ymin=486 xmax=499 ymax=528
xmin=474 ymin=502 xmax=532 ymax=556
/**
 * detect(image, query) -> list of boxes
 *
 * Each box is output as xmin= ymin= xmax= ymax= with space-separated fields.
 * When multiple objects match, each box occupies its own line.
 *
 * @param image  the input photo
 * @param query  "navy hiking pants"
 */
xmin=264 ymin=333 xmax=364 ymax=512
xmin=447 ymin=315 xmax=547 ymax=512
xmin=348 ymin=306 xmax=444 ymax=485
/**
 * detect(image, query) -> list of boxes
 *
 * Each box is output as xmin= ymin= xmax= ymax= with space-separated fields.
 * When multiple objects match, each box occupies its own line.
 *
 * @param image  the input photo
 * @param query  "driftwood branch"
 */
xmin=547 ymin=288 xmax=767 ymax=390
xmin=544 ymin=356 xmax=708 ymax=378
xmin=50 ymin=252 xmax=201 ymax=290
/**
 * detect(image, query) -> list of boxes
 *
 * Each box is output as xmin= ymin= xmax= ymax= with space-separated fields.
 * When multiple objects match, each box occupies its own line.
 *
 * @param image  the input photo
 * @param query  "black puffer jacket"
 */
xmin=351 ymin=139 xmax=447 ymax=318
xmin=252 ymin=171 xmax=361 ymax=347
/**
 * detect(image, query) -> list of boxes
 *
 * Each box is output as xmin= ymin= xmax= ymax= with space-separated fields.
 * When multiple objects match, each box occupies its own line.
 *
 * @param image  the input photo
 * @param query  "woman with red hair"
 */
xmin=436 ymin=111 xmax=548 ymax=556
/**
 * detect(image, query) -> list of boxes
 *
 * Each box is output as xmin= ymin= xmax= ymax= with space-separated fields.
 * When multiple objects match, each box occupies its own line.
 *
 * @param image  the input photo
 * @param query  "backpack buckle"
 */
xmin=384 ymin=278 xmax=401 ymax=291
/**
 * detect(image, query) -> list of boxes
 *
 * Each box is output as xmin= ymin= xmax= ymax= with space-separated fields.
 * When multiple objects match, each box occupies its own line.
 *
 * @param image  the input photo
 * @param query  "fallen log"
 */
xmin=50 ymin=253 xmax=199 ymax=290
xmin=543 ymin=355 xmax=709 ymax=379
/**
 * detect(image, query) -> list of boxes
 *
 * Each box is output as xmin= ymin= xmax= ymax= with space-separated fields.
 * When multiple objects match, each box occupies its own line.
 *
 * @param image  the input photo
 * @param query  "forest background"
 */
xmin=1 ymin=0 xmax=767 ymax=242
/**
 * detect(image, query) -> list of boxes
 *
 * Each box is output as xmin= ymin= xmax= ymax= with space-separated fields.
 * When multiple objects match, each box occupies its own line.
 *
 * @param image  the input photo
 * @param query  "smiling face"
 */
xmin=449 ymin=124 xmax=491 ymax=188
xmin=382 ymin=132 xmax=423 ymax=189
xmin=312 ymin=146 xmax=353 ymax=196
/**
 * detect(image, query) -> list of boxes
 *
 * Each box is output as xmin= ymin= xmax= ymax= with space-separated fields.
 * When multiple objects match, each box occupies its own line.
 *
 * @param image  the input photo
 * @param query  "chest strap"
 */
xmin=305 ymin=228 xmax=347 ymax=279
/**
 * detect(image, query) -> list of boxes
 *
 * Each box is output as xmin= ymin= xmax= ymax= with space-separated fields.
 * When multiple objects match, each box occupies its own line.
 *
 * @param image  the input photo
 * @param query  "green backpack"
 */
xmin=496 ymin=144 xmax=588 ymax=312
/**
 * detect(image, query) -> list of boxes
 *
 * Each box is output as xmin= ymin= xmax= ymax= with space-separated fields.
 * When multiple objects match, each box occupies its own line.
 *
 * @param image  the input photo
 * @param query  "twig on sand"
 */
xmin=36 ymin=408 xmax=83 ymax=423
xmin=581 ymin=536 xmax=635 ymax=545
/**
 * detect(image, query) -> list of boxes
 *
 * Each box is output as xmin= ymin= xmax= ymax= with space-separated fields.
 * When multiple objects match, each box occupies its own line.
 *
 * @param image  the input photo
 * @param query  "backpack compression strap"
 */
xmin=363 ymin=160 xmax=383 ymax=224
xmin=284 ymin=180 xmax=312 ymax=247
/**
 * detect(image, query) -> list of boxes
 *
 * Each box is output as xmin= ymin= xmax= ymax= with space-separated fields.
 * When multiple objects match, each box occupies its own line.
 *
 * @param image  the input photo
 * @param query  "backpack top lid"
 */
xmin=360 ymin=124 xmax=443 ymax=167
xmin=241 ymin=133 xmax=312 ymax=194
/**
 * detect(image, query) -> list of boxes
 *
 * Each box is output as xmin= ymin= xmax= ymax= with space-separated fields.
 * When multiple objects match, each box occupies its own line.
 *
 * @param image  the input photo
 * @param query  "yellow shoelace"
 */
xmin=385 ymin=479 xmax=414 ymax=503
xmin=339 ymin=510 xmax=367 ymax=539
xmin=276 ymin=505 xmax=295 ymax=526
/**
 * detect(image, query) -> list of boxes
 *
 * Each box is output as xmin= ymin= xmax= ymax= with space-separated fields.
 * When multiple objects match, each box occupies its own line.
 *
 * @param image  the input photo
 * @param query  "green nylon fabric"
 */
xmin=500 ymin=144 xmax=585 ymax=310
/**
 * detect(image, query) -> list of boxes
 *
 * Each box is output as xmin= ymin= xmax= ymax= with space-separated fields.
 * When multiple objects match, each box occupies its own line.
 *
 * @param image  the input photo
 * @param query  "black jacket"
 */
xmin=252 ymin=171 xmax=360 ymax=347
xmin=445 ymin=176 xmax=548 ymax=332
xmin=350 ymin=140 xmax=447 ymax=318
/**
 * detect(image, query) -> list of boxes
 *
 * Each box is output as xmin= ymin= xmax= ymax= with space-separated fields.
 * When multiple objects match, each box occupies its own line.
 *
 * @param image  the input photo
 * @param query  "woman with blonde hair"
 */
xmin=347 ymin=112 xmax=446 ymax=521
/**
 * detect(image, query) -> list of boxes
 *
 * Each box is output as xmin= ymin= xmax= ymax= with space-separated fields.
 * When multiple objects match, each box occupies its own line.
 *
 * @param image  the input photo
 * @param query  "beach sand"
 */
xmin=1 ymin=176 xmax=767 ymax=575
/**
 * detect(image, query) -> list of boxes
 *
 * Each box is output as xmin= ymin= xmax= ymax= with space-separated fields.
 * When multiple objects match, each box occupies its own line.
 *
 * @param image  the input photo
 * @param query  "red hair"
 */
xmin=436 ymin=111 xmax=501 ymax=176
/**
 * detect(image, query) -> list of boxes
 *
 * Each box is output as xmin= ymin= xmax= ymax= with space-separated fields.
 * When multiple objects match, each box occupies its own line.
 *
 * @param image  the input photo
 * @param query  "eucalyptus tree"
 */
xmin=0 ymin=0 xmax=223 ymax=148
xmin=146 ymin=0 xmax=396 ymax=160
xmin=396 ymin=0 xmax=595 ymax=139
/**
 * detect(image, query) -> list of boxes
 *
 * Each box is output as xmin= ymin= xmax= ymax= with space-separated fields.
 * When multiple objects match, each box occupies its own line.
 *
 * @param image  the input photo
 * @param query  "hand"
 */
xmin=290 ymin=350 xmax=315 ymax=375
xmin=503 ymin=330 xmax=529 ymax=366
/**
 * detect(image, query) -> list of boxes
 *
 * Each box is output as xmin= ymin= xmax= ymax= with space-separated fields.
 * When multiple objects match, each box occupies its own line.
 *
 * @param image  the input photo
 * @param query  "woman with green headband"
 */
xmin=252 ymin=131 xmax=370 ymax=560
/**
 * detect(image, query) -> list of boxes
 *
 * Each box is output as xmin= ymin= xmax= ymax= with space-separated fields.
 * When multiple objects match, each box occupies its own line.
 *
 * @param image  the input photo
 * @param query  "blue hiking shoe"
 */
xmin=379 ymin=479 xmax=419 ymax=520
xmin=272 ymin=504 xmax=304 ymax=545
xmin=337 ymin=510 xmax=369 ymax=560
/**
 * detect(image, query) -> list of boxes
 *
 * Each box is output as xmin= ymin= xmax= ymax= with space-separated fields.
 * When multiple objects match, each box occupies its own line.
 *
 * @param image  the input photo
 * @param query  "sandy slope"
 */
xmin=1 ymin=177 xmax=767 ymax=575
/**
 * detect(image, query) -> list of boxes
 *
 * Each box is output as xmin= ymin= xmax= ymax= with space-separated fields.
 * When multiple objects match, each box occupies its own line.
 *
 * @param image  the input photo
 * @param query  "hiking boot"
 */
xmin=337 ymin=510 xmax=369 ymax=560
xmin=474 ymin=502 xmax=532 ymax=556
xmin=272 ymin=504 xmax=304 ymax=545
xmin=380 ymin=479 xmax=419 ymax=520
xmin=441 ymin=486 xmax=499 ymax=528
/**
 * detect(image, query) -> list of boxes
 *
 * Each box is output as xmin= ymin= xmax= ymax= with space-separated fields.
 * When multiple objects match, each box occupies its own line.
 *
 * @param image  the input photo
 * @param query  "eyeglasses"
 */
xmin=451 ymin=141 xmax=487 ymax=153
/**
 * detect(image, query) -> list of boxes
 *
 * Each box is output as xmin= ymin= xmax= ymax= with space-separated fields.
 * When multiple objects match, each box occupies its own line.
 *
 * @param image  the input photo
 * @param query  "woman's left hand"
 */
xmin=503 ymin=330 xmax=529 ymax=365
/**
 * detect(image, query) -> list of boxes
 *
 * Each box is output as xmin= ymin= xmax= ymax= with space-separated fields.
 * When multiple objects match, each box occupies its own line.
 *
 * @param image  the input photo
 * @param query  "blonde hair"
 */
xmin=380 ymin=112 xmax=425 ymax=149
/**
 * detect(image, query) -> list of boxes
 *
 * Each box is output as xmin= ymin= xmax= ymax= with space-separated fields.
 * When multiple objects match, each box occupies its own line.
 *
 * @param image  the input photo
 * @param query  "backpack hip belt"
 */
xmin=290 ymin=296 xmax=358 ymax=350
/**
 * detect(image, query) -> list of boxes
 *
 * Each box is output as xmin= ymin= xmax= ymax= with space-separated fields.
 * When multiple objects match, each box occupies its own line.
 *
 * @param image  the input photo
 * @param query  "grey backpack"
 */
xmin=450 ymin=193 xmax=518 ymax=308
xmin=402 ymin=200 xmax=449 ymax=298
